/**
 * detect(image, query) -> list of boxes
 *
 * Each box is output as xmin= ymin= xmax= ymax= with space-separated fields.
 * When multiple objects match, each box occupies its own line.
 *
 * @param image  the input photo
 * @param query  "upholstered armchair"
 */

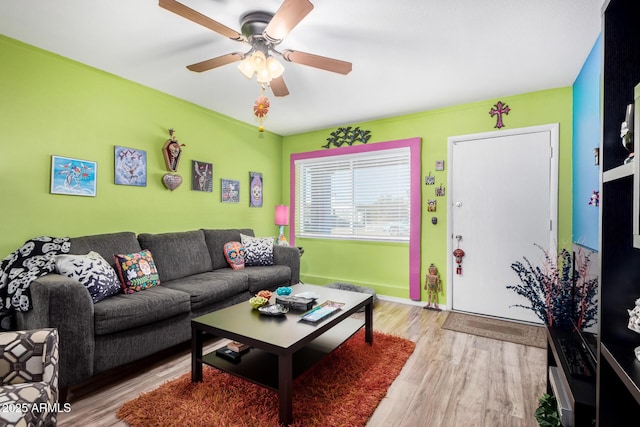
xmin=0 ymin=328 xmax=59 ymax=427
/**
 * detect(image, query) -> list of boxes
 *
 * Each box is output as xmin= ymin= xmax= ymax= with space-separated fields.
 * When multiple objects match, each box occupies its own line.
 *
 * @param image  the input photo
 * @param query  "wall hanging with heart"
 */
xmin=162 ymin=173 xmax=183 ymax=191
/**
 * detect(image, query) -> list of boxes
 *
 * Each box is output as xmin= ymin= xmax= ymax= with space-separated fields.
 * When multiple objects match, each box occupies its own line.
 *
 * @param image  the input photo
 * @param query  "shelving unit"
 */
xmin=598 ymin=0 xmax=640 ymax=424
xmin=546 ymin=327 xmax=596 ymax=426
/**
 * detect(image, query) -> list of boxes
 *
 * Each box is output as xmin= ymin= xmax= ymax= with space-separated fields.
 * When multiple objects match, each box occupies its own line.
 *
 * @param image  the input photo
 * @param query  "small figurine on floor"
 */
xmin=423 ymin=263 xmax=442 ymax=311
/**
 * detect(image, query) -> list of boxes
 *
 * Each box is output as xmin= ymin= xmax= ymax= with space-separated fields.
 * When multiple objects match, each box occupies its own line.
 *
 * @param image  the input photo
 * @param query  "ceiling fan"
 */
xmin=159 ymin=0 xmax=353 ymax=97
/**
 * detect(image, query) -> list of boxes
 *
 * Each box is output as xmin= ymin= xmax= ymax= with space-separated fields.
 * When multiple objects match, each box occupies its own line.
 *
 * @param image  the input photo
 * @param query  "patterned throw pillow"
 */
xmin=223 ymin=241 xmax=246 ymax=270
xmin=113 ymin=249 xmax=160 ymax=294
xmin=240 ymin=234 xmax=274 ymax=266
xmin=54 ymin=251 xmax=122 ymax=303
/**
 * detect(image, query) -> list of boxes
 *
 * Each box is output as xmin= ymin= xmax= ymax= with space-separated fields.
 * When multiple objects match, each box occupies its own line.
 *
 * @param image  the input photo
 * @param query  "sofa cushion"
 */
xmin=161 ymin=270 xmax=249 ymax=312
xmin=223 ymin=241 xmax=245 ymax=270
xmin=240 ymin=234 xmax=274 ymax=266
xmin=93 ymin=286 xmax=190 ymax=335
xmin=114 ymin=249 xmax=160 ymax=293
xmin=54 ymin=251 xmax=122 ymax=303
xmin=69 ymin=232 xmax=142 ymax=270
xmin=202 ymin=229 xmax=254 ymax=270
xmin=137 ymin=230 xmax=213 ymax=282
xmin=244 ymin=265 xmax=291 ymax=294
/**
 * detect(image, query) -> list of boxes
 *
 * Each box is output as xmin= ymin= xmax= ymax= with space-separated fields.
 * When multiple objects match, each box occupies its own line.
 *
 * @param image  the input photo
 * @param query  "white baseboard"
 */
xmin=377 ymin=294 xmax=448 ymax=311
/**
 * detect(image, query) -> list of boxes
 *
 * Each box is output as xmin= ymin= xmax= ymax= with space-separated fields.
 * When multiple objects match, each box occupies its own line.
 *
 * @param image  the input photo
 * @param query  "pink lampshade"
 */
xmin=275 ymin=205 xmax=289 ymax=226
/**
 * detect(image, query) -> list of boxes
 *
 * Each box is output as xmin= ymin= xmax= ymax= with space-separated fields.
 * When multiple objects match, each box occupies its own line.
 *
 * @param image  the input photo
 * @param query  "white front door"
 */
xmin=447 ymin=124 xmax=558 ymax=323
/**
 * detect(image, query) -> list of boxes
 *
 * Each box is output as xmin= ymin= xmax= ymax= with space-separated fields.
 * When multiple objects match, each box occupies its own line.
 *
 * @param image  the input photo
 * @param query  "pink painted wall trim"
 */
xmin=289 ymin=137 xmax=422 ymax=300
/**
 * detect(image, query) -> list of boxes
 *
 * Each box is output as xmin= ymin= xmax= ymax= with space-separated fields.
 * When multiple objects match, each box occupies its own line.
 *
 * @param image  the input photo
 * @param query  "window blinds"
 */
xmin=295 ymin=147 xmax=411 ymax=241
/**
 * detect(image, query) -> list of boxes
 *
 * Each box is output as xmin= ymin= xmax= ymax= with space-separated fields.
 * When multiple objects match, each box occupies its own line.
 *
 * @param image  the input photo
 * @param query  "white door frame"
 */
xmin=446 ymin=123 xmax=559 ymax=313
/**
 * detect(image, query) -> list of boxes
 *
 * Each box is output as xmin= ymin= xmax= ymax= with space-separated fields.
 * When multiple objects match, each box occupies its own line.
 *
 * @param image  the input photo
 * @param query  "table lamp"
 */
xmin=275 ymin=205 xmax=290 ymax=246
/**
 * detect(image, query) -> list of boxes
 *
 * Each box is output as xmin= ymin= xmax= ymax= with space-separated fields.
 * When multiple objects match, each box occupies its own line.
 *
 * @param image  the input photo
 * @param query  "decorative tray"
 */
xmin=258 ymin=304 xmax=289 ymax=316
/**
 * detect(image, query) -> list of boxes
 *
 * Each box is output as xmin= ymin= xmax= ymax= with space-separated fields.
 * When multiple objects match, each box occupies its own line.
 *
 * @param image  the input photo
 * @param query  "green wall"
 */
xmin=1 ymin=35 xmax=573 ymax=305
xmin=0 ymin=36 xmax=284 ymax=258
xmin=283 ymin=88 xmax=573 ymax=301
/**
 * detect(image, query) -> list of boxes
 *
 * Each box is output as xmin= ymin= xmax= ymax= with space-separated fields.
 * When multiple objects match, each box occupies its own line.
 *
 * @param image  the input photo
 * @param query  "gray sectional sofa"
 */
xmin=15 ymin=228 xmax=300 ymax=400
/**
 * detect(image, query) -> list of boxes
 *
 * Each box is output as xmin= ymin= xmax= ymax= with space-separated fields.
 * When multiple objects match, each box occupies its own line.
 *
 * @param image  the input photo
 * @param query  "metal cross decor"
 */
xmin=489 ymin=101 xmax=510 ymax=129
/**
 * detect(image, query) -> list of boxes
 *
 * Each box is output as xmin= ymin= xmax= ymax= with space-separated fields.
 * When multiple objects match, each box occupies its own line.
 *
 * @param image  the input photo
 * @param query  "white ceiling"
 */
xmin=0 ymin=0 xmax=603 ymax=136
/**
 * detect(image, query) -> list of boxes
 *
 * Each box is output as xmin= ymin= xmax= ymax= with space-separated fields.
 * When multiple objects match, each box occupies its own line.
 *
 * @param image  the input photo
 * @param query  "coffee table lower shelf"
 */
xmin=201 ymin=317 xmax=364 ymax=390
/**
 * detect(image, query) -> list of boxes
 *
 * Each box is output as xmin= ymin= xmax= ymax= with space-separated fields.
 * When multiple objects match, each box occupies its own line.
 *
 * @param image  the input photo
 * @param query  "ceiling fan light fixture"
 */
xmin=266 ymin=56 xmax=285 ymax=79
xmin=256 ymin=67 xmax=271 ymax=83
xmin=237 ymin=57 xmax=255 ymax=79
xmin=249 ymin=51 xmax=267 ymax=71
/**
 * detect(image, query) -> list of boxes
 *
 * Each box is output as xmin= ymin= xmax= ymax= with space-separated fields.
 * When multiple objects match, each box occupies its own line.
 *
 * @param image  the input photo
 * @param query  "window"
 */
xmin=295 ymin=147 xmax=410 ymax=241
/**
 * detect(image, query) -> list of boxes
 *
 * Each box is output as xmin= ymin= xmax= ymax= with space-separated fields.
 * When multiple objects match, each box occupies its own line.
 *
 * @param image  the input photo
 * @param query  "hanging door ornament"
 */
xmin=453 ymin=235 xmax=465 ymax=275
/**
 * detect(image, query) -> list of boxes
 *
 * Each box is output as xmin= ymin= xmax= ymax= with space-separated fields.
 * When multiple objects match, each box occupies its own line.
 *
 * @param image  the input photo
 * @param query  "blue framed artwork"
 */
xmin=50 ymin=155 xmax=97 ymax=196
xmin=114 ymin=146 xmax=147 ymax=186
xmin=221 ymin=179 xmax=240 ymax=203
xmin=249 ymin=171 xmax=263 ymax=207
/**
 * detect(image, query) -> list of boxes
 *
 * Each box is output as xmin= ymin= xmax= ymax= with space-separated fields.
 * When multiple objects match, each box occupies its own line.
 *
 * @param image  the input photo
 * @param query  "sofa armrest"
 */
xmin=16 ymin=275 xmax=94 ymax=389
xmin=273 ymin=245 xmax=300 ymax=285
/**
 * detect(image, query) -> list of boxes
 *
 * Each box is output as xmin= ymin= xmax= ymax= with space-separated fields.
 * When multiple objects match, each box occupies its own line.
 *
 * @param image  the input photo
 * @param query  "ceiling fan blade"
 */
xmin=159 ymin=0 xmax=244 ymax=41
xmin=282 ymin=49 xmax=352 ymax=75
xmin=270 ymin=76 xmax=290 ymax=97
xmin=187 ymin=53 xmax=243 ymax=72
xmin=264 ymin=0 xmax=314 ymax=42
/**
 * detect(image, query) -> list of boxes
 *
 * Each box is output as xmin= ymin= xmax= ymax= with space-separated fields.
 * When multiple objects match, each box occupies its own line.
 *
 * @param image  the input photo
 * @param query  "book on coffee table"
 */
xmin=227 ymin=341 xmax=250 ymax=353
xmin=300 ymin=300 xmax=345 ymax=323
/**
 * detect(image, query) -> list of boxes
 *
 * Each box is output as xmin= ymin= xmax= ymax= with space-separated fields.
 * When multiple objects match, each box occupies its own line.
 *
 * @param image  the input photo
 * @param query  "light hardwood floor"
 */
xmin=57 ymin=301 xmax=546 ymax=426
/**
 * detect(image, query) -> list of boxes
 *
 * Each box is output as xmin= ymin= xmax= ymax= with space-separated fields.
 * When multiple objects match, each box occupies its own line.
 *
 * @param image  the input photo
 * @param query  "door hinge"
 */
xmin=550 ymin=219 xmax=553 ymax=231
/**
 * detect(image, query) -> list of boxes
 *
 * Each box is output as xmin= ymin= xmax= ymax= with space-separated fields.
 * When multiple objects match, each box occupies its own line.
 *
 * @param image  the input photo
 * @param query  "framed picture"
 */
xmin=114 ymin=146 xmax=147 ymax=186
xmin=221 ymin=179 xmax=240 ymax=203
xmin=50 ymin=155 xmax=97 ymax=196
xmin=435 ymin=160 xmax=445 ymax=171
xmin=192 ymin=160 xmax=213 ymax=192
xmin=249 ymin=171 xmax=263 ymax=207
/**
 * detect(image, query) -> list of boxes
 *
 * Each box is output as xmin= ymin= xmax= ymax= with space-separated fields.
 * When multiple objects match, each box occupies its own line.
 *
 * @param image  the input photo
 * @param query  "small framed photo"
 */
xmin=221 ymin=179 xmax=240 ymax=203
xmin=425 ymin=174 xmax=435 ymax=185
xmin=192 ymin=160 xmax=213 ymax=192
xmin=114 ymin=146 xmax=147 ymax=186
xmin=435 ymin=160 xmax=445 ymax=171
xmin=51 ymin=155 xmax=97 ymax=196
xmin=249 ymin=172 xmax=263 ymax=207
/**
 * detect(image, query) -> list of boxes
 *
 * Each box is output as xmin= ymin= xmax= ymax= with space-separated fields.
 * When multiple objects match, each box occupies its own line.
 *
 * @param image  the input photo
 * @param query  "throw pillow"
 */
xmin=223 ymin=241 xmax=246 ymax=270
xmin=54 ymin=251 xmax=121 ymax=303
xmin=113 ymin=249 xmax=160 ymax=294
xmin=240 ymin=234 xmax=274 ymax=266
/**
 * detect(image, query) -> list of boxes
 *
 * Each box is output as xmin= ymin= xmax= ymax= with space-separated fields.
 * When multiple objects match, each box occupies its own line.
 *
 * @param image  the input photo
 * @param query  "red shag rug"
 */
xmin=117 ymin=330 xmax=415 ymax=427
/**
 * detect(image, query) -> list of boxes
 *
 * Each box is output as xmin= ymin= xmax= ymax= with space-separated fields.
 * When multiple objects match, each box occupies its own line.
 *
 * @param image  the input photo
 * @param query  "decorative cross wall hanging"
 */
xmin=489 ymin=101 xmax=510 ymax=129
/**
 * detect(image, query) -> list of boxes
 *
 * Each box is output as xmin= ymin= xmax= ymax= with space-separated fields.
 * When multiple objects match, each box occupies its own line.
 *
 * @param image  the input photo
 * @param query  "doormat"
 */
xmin=441 ymin=311 xmax=546 ymax=348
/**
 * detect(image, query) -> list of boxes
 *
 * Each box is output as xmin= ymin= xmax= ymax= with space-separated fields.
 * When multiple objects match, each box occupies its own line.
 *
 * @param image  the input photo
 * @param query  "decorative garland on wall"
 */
xmin=322 ymin=126 xmax=371 ymax=148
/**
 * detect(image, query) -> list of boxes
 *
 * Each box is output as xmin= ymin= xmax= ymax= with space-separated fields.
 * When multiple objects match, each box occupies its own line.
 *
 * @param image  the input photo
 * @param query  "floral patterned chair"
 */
xmin=0 ymin=329 xmax=59 ymax=427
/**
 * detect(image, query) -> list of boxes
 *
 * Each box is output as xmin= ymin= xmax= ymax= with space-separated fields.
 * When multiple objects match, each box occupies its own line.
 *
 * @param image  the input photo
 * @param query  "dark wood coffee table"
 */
xmin=191 ymin=283 xmax=373 ymax=426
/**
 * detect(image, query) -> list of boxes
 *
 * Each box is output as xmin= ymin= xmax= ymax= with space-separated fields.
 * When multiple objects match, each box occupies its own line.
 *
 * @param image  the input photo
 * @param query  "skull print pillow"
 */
xmin=223 ymin=241 xmax=246 ymax=270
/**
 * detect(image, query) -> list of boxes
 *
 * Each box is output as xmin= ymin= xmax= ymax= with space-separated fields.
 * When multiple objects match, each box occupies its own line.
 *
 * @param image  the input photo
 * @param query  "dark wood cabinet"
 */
xmin=598 ymin=0 xmax=640 ymax=425
xmin=546 ymin=327 xmax=596 ymax=426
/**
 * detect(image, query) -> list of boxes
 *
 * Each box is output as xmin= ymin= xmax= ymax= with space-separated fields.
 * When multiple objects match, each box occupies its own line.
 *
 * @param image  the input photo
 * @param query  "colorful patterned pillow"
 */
xmin=113 ymin=249 xmax=160 ymax=293
xmin=54 ymin=251 xmax=122 ymax=303
xmin=223 ymin=241 xmax=246 ymax=270
xmin=240 ymin=234 xmax=274 ymax=266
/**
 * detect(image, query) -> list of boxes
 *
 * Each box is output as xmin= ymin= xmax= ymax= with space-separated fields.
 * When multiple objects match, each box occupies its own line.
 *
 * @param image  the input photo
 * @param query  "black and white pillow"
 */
xmin=240 ymin=234 xmax=274 ymax=266
xmin=54 ymin=251 xmax=122 ymax=303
